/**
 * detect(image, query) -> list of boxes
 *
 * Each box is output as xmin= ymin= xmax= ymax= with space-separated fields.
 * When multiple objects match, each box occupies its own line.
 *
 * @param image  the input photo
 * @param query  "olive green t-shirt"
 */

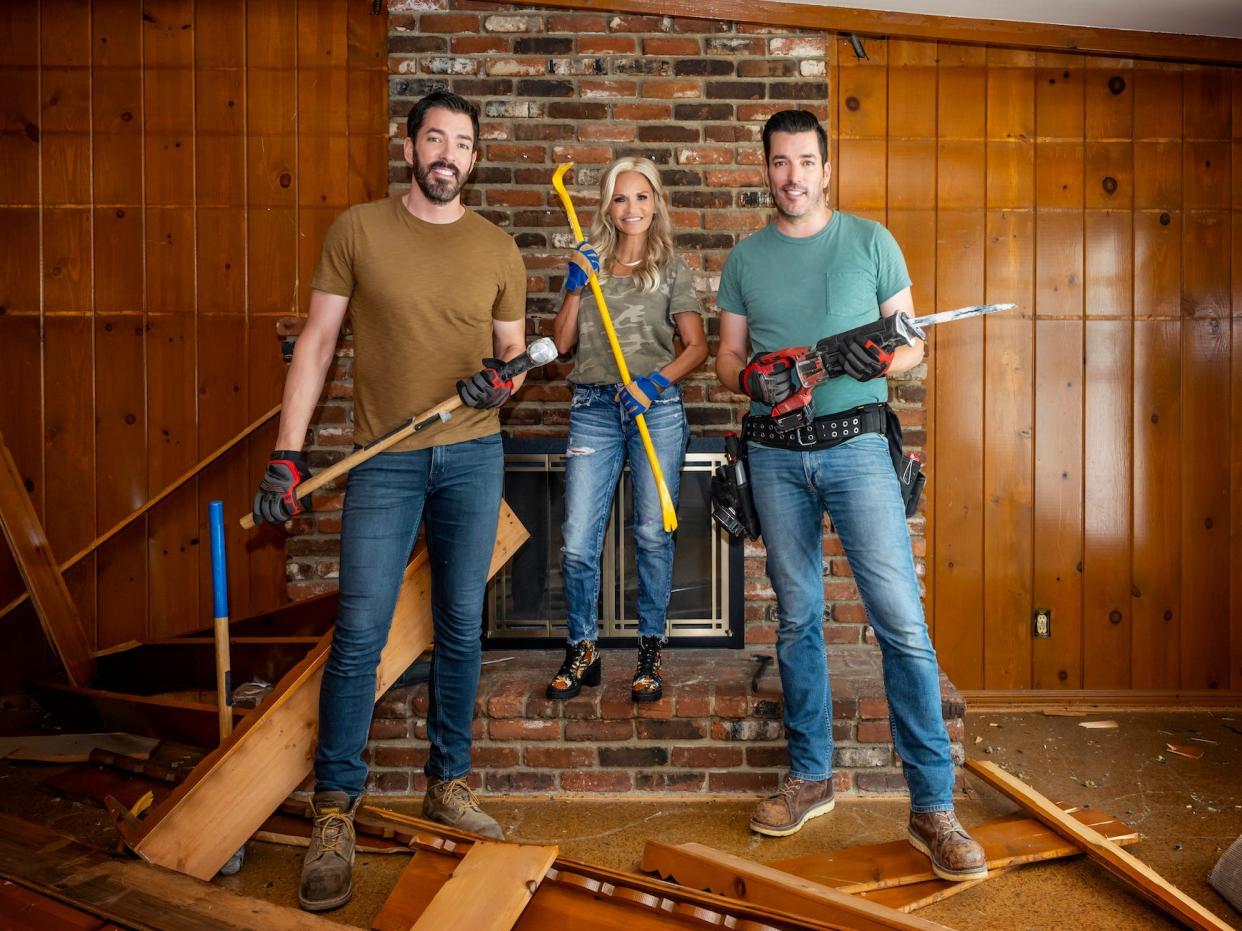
xmin=568 ymin=256 xmax=703 ymax=385
xmin=716 ymin=211 xmax=911 ymax=417
xmin=311 ymin=197 xmax=527 ymax=450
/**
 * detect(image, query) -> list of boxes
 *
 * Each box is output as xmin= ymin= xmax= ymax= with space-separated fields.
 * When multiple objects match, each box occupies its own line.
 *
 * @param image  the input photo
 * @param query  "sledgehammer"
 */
xmin=239 ymin=337 xmax=559 ymax=530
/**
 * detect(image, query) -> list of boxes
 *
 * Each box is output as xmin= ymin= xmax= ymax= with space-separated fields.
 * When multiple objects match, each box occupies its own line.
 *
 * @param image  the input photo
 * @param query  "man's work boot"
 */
xmin=298 ymin=790 xmax=359 ymax=912
xmin=423 ymin=777 xmax=504 ymax=840
xmin=907 ymin=810 xmax=988 ymax=881
xmin=749 ymin=774 xmax=835 ymax=837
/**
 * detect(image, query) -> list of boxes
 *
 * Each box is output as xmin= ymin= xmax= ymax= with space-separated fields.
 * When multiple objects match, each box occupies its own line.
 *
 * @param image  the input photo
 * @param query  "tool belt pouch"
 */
xmin=710 ymin=430 xmax=762 ymax=540
xmin=883 ymin=405 xmax=925 ymax=519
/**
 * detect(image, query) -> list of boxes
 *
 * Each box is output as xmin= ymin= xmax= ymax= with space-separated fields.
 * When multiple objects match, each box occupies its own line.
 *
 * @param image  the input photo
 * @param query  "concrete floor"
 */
xmin=2 ymin=710 xmax=1239 ymax=929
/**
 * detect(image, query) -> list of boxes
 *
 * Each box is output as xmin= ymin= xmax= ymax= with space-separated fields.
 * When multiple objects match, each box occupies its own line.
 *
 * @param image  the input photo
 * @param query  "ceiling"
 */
xmin=781 ymin=0 xmax=1242 ymax=39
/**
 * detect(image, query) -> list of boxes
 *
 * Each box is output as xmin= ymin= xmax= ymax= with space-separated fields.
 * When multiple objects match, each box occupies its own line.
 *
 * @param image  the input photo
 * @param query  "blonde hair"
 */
xmin=587 ymin=157 xmax=675 ymax=294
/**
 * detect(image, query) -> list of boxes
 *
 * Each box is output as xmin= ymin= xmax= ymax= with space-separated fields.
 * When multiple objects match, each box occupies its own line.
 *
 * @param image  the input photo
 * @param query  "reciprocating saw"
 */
xmin=766 ymin=303 xmax=1017 ymax=433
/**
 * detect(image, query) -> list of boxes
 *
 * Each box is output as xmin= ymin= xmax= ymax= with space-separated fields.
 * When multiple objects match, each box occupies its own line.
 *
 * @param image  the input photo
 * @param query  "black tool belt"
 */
xmin=743 ymin=403 xmax=887 ymax=451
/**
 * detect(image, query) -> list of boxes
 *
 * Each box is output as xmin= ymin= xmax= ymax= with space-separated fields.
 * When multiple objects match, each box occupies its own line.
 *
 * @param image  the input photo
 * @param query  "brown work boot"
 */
xmin=631 ymin=635 xmax=664 ymax=703
xmin=298 ymin=790 xmax=359 ymax=912
xmin=423 ymin=777 xmax=504 ymax=840
xmin=749 ymin=774 xmax=835 ymax=837
xmin=546 ymin=639 xmax=602 ymax=700
xmin=907 ymin=810 xmax=988 ymax=881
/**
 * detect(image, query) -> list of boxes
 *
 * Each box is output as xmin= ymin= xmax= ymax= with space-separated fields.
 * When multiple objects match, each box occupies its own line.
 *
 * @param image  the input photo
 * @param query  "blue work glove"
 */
xmin=617 ymin=371 xmax=671 ymax=417
xmin=565 ymin=240 xmax=600 ymax=293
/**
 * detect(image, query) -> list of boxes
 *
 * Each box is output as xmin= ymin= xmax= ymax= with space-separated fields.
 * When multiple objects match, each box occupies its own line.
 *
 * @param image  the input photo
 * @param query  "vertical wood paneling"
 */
xmin=836 ymin=36 xmax=886 ymax=221
xmin=1082 ymin=320 xmax=1132 ymax=687
xmin=1031 ymin=320 xmax=1083 ymax=688
xmin=0 ymin=320 xmax=43 ymax=607
xmin=1132 ymin=321 xmax=1181 ymax=687
xmin=146 ymin=314 xmax=198 ymax=640
xmin=94 ymin=315 xmax=147 ymax=648
xmin=1180 ymin=318 xmax=1231 ymax=689
xmin=931 ymin=44 xmax=987 ymax=689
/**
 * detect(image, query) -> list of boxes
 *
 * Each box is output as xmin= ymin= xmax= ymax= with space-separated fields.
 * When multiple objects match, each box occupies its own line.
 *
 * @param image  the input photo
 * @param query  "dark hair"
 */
xmin=406 ymin=90 xmax=480 ymax=150
xmin=762 ymin=109 xmax=828 ymax=164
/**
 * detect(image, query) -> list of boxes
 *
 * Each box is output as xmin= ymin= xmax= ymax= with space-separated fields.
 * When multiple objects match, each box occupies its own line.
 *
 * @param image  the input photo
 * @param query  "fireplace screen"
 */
xmin=486 ymin=438 xmax=743 ymax=647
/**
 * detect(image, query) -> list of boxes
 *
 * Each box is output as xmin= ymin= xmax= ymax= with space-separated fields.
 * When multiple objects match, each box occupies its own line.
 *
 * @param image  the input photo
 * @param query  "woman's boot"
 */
xmin=546 ymin=640 xmax=602 ymax=700
xmin=631 ymin=635 xmax=664 ymax=703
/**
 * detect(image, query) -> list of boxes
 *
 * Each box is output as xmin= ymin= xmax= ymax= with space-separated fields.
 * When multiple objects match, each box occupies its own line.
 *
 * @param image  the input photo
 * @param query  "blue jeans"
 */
xmin=561 ymin=384 xmax=689 ymax=642
xmin=314 ymin=434 xmax=504 ymax=798
xmin=747 ymin=432 xmax=954 ymax=812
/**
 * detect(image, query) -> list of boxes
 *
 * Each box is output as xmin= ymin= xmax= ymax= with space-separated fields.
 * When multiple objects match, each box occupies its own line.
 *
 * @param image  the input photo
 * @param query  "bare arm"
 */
xmin=492 ymin=317 xmax=530 ymax=390
xmin=714 ymin=310 xmax=751 ymax=396
xmin=878 ymin=286 xmax=924 ymax=375
xmin=550 ymin=289 xmax=581 ymax=357
xmin=274 ymin=290 xmax=350 ymax=450
xmin=658 ymin=311 xmax=708 ymax=385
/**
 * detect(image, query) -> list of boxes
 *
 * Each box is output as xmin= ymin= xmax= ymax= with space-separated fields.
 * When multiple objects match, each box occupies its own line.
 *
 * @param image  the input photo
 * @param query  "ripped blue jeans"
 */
xmin=561 ymin=383 xmax=689 ymax=642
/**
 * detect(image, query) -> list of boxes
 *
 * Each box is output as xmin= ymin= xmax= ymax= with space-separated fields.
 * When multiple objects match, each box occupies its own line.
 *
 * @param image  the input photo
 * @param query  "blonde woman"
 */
xmin=547 ymin=157 xmax=708 ymax=703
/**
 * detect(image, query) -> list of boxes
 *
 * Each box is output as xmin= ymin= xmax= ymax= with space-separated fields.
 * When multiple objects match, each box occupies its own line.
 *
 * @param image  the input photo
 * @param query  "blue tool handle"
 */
xmin=209 ymin=500 xmax=229 ymax=619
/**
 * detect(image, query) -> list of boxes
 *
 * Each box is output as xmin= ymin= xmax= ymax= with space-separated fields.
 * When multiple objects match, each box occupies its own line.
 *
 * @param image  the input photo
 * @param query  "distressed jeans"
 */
xmin=747 ymin=432 xmax=955 ymax=812
xmin=561 ymin=384 xmax=689 ymax=642
xmin=314 ymin=434 xmax=504 ymax=799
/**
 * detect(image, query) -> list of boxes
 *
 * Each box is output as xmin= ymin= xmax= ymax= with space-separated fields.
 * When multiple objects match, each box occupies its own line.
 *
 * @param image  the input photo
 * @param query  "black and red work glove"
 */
xmin=252 ymin=450 xmax=311 ymax=525
xmin=457 ymin=358 xmax=514 ymax=409
xmin=739 ymin=350 xmax=797 ymax=405
xmin=840 ymin=337 xmax=894 ymax=382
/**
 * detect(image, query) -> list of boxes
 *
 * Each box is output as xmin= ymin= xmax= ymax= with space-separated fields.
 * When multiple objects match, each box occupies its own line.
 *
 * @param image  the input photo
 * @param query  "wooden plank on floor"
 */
xmin=0 ymin=432 xmax=95 ymax=685
xmin=965 ymin=759 xmax=1232 ymax=930
xmin=0 ymin=732 xmax=158 ymax=763
xmin=769 ymin=806 xmax=1139 ymax=892
xmin=375 ymin=841 xmax=558 ymax=931
xmin=128 ymin=502 xmax=527 ymax=881
xmin=0 ymin=813 xmax=349 ymax=930
xmin=364 ymin=807 xmax=852 ymax=931
xmin=0 ymin=877 xmax=113 ymax=931
xmin=642 ymin=841 xmax=953 ymax=931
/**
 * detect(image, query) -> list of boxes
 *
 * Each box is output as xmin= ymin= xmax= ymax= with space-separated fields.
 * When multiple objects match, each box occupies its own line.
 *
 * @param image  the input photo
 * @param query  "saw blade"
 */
xmin=907 ymin=302 xmax=1016 ymax=330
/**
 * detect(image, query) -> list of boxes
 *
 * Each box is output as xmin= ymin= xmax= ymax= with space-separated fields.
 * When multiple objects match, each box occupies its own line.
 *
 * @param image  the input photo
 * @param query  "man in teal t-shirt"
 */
xmin=714 ymin=109 xmax=986 ymax=883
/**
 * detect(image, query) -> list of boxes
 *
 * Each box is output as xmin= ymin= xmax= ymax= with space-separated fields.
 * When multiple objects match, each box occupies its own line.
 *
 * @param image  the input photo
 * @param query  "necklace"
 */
xmin=616 ymin=256 xmax=643 ymax=267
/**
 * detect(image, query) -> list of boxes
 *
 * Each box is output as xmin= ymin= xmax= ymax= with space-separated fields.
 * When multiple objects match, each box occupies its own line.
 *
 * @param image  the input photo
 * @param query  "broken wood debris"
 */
xmin=1166 ymin=743 xmax=1205 ymax=760
xmin=1078 ymin=720 xmax=1120 ymax=729
xmin=0 ymin=732 xmax=158 ymax=763
xmin=117 ymin=504 xmax=527 ymax=881
xmin=965 ymin=758 xmax=1232 ymax=931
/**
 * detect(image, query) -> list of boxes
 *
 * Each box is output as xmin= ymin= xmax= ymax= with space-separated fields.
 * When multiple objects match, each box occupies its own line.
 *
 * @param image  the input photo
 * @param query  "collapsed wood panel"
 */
xmin=123 ymin=503 xmax=526 ymax=881
xmin=0 ymin=813 xmax=350 ymax=931
xmin=384 ymin=842 xmax=558 ymax=931
xmin=362 ymin=807 xmax=872 ymax=931
xmin=965 ymin=759 xmax=1232 ymax=931
xmin=642 ymin=841 xmax=953 ymax=931
xmin=0 ymin=433 xmax=95 ymax=686
xmin=769 ymin=807 xmax=1139 ymax=892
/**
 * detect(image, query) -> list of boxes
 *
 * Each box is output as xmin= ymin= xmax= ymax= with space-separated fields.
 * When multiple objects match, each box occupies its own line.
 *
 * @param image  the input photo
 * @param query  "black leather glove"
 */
xmin=252 ymin=450 xmax=311 ymax=525
xmin=739 ymin=350 xmax=798 ymax=405
xmin=457 ymin=358 xmax=514 ymax=409
xmin=840 ymin=337 xmax=894 ymax=382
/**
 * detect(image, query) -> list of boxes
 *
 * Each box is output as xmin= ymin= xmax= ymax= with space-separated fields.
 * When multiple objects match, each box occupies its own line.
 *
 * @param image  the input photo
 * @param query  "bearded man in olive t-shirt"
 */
xmin=250 ymin=91 xmax=527 ymax=913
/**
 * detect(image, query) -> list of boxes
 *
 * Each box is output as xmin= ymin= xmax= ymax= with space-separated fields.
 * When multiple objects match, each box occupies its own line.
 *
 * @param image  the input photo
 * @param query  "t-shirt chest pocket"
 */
xmin=826 ymin=270 xmax=878 ymax=320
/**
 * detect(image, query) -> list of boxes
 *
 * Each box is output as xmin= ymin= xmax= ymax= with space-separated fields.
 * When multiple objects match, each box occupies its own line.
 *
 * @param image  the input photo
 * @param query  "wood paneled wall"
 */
xmin=0 ymin=0 xmax=387 ymax=680
xmin=828 ymin=37 xmax=1240 ymax=692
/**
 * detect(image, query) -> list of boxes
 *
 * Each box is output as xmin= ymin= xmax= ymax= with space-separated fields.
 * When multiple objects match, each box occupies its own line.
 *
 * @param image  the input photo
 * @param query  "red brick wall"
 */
xmin=285 ymin=0 xmax=929 ymax=648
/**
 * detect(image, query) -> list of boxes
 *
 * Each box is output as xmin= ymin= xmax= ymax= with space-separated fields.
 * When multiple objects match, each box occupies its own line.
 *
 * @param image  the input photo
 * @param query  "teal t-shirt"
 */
xmin=715 ymin=211 xmax=912 ymax=417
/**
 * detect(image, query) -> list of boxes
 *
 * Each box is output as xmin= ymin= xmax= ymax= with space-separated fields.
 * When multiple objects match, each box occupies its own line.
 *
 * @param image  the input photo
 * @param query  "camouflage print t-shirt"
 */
xmin=568 ymin=255 xmax=703 ymax=385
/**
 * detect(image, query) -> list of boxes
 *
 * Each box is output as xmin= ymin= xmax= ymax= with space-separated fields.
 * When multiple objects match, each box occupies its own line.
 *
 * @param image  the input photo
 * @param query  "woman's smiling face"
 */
xmin=608 ymin=170 xmax=656 ymax=237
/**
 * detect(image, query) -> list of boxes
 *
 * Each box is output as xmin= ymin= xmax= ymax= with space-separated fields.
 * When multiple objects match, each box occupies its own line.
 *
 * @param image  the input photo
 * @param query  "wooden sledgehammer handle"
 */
xmin=239 ymin=396 xmax=459 ymax=530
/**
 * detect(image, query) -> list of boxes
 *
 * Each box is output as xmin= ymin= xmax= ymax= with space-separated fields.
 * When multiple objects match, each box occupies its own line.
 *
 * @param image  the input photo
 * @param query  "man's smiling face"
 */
xmin=405 ymin=106 xmax=477 ymax=205
xmin=764 ymin=130 xmax=831 ymax=221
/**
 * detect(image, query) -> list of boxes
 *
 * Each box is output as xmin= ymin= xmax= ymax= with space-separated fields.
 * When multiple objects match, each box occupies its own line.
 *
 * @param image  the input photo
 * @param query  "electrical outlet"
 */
xmin=1033 ymin=609 xmax=1052 ymax=638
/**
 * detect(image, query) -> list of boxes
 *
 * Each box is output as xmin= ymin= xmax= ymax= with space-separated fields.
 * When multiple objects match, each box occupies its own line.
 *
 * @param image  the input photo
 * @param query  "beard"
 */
xmin=771 ymin=183 xmax=816 ymax=219
xmin=414 ymin=157 xmax=466 ymax=204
